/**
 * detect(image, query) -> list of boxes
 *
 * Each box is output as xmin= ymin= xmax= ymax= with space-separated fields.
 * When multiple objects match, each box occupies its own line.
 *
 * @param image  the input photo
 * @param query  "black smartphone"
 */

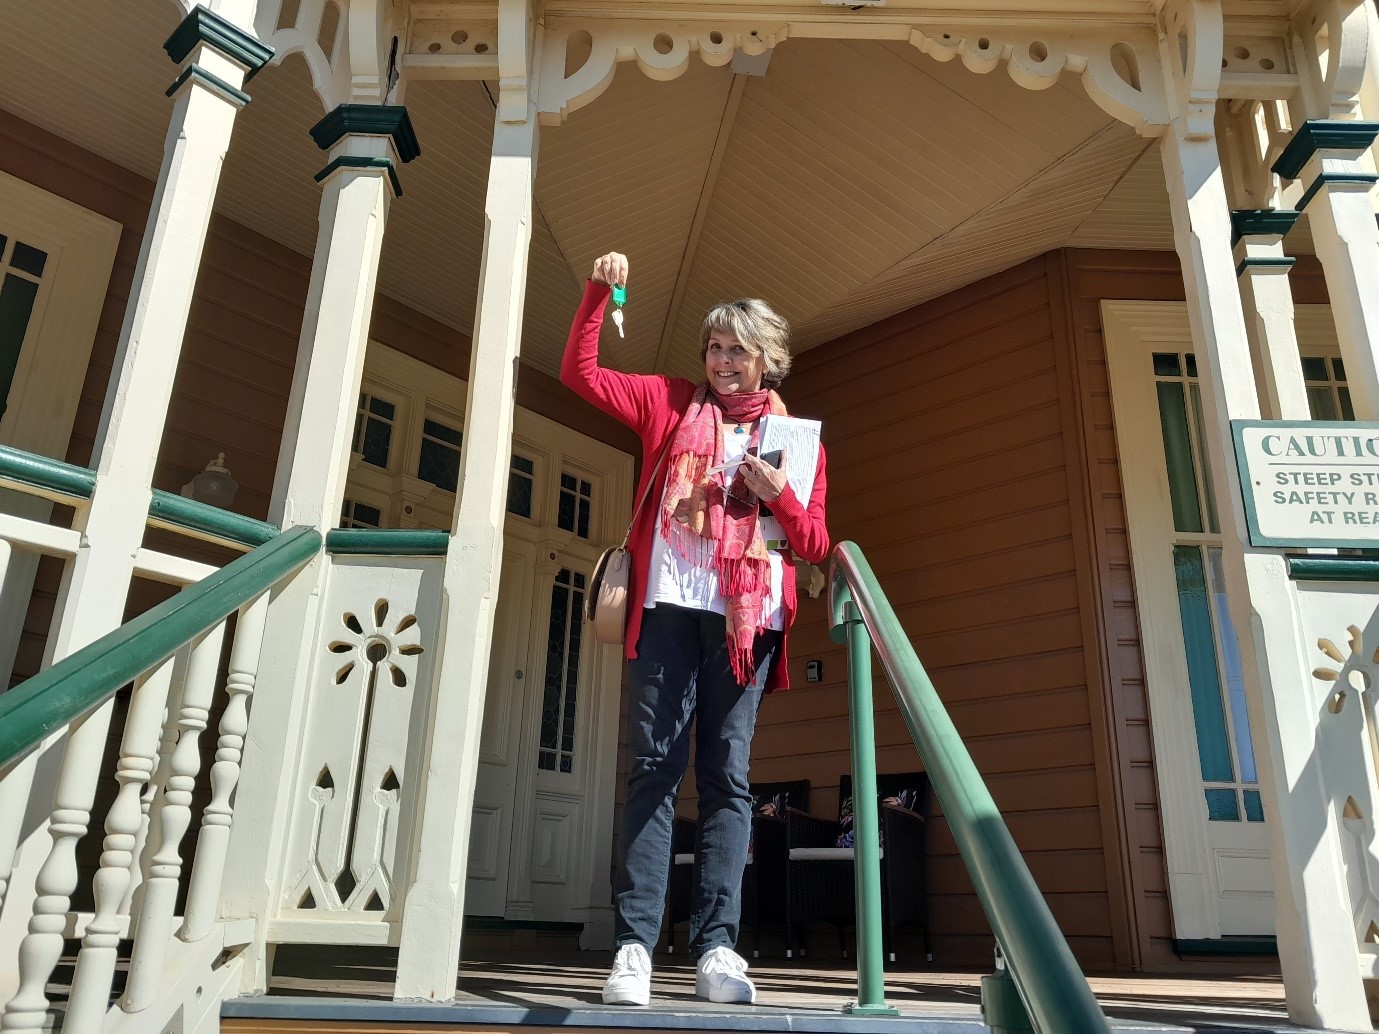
xmin=756 ymin=448 xmax=783 ymax=468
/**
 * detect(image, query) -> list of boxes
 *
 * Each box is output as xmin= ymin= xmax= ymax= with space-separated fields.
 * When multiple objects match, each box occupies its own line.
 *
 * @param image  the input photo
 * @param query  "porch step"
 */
xmin=219 ymin=995 xmax=1334 ymax=1034
xmin=234 ymin=949 xmax=1327 ymax=1034
xmin=221 ymin=996 xmax=975 ymax=1033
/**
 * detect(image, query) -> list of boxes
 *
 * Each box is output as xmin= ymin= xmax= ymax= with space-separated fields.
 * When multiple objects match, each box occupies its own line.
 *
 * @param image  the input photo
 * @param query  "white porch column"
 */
xmin=1230 ymin=209 xmax=1311 ymax=420
xmin=216 ymin=104 xmax=418 ymax=992
xmin=0 ymin=8 xmax=271 ymax=1020
xmin=1160 ymin=116 xmax=1373 ymax=1028
xmin=270 ymin=106 xmax=419 ymax=529
xmin=394 ymin=107 xmax=538 ymax=1002
xmin=1273 ymin=121 xmax=1379 ymax=418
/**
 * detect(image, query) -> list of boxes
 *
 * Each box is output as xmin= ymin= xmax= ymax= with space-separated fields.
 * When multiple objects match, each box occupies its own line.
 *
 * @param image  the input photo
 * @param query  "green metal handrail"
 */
xmin=0 ymin=526 xmax=321 ymax=770
xmin=0 ymin=444 xmax=278 ymax=549
xmin=829 ymin=540 xmax=1111 ymax=1034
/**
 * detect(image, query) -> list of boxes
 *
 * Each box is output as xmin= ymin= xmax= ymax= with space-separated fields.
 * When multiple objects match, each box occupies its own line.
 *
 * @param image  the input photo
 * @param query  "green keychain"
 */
xmin=611 ymin=284 xmax=626 ymax=338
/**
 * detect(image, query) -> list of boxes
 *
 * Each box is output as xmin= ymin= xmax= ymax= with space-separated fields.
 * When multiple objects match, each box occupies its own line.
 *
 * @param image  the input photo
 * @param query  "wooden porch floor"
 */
xmin=216 ymin=945 xmax=1346 ymax=1033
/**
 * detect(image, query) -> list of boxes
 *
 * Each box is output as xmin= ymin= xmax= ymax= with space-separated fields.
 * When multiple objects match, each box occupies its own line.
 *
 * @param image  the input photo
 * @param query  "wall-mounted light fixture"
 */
xmin=181 ymin=453 xmax=239 ymax=509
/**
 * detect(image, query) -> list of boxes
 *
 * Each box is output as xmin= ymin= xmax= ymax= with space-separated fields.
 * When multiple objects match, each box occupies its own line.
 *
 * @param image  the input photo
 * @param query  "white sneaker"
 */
xmin=603 ymin=943 xmax=652 ymax=1006
xmin=695 ymin=946 xmax=756 ymax=1004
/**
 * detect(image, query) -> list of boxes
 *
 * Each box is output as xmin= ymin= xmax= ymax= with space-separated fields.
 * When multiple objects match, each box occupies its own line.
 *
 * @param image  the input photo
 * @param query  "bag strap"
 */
xmin=619 ymin=418 xmax=682 ymax=550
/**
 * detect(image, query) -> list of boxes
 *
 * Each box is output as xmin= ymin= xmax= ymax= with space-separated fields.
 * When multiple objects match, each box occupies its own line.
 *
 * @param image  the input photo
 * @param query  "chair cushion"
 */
xmin=788 ymin=847 xmax=882 ymax=861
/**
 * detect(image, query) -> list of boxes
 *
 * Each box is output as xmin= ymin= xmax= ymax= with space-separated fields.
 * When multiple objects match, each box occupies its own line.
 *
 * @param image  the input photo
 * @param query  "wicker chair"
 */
xmin=783 ymin=772 xmax=931 ymax=962
xmin=663 ymin=779 xmax=809 ymax=957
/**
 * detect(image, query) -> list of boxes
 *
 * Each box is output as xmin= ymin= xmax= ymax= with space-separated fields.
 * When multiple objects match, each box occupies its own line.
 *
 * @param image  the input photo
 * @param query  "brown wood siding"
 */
xmin=1060 ymin=248 xmax=1326 ymax=974
xmin=0 ymin=109 xmax=635 ymax=682
xmin=752 ymin=256 xmax=1122 ymax=969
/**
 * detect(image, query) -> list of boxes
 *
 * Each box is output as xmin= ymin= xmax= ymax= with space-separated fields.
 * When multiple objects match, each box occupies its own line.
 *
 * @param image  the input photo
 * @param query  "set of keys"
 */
xmin=610 ymin=284 xmax=627 ymax=338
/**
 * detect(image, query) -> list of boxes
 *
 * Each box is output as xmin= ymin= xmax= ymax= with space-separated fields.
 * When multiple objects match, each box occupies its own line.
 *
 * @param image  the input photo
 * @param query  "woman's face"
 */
xmin=704 ymin=330 xmax=765 ymax=395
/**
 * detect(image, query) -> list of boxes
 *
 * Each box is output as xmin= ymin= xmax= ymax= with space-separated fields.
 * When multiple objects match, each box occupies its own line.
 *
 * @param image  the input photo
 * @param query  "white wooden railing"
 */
xmin=0 ymin=445 xmax=314 ymax=1033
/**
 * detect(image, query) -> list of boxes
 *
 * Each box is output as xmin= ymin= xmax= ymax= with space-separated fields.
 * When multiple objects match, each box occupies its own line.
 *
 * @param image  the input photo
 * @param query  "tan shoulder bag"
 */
xmin=586 ymin=429 xmax=679 ymax=645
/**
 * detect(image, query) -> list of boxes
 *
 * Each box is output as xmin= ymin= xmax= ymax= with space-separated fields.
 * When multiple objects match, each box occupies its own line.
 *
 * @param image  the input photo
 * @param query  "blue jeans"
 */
xmin=614 ymin=604 xmax=781 ymax=957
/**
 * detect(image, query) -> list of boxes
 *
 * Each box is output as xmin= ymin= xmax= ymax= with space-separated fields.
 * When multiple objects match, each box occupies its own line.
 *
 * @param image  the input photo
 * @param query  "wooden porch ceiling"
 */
xmin=1 ymin=0 xmax=1291 ymax=384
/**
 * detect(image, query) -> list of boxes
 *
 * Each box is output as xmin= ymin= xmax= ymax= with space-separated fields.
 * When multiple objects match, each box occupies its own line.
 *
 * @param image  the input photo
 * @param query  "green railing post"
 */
xmin=835 ymin=596 xmax=899 ymax=1017
xmin=982 ymin=946 xmax=1035 ymax=1032
xmin=829 ymin=541 xmax=1112 ymax=1034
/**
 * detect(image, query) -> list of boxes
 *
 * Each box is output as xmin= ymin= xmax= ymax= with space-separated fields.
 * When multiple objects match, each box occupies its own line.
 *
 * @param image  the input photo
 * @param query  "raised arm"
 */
xmin=560 ymin=252 xmax=671 ymax=436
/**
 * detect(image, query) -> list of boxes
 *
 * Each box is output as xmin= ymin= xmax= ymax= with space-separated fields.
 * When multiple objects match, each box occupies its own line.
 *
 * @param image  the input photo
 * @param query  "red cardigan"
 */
xmin=560 ymin=281 xmax=830 ymax=691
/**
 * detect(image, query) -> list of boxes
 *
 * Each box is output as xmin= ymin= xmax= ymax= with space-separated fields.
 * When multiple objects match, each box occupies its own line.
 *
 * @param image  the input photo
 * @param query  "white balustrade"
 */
xmin=123 ymin=625 xmax=225 ymax=1011
xmin=61 ymin=658 xmax=177 ymax=1031
xmin=123 ymin=652 xmax=188 ymax=921
xmin=181 ymin=593 xmax=268 ymax=942
xmin=0 ymin=758 xmax=28 ymax=918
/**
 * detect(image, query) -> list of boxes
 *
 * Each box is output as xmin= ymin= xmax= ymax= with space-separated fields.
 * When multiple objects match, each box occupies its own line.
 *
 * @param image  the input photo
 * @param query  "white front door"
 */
xmin=343 ymin=344 xmax=631 ymax=942
xmin=0 ymin=173 xmax=120 ymax=686
xmin=466 ymin=539 xmax=538 ymax=916
xmin=1104 ymin=301 xmax=1347 ymax=941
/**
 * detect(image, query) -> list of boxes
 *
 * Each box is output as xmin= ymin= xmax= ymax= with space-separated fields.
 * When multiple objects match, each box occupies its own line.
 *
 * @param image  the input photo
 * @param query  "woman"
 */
xmin=562 ymin=252 xmax=829 ymax=1007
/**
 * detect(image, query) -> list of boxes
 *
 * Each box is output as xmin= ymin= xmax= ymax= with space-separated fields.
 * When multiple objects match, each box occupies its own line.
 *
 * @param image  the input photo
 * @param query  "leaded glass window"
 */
xmin=507 ymin=453 xmax=535 ymax=518
xmin=1153 ymin=351 xmax=1261 ymax=824
xmin=0 ymin=234 xmax=49 ymax=420
xmin=340 ymin=498 xmax=382 ymax=528
xmin=352 ymin=393 xmax=396 ymax=469
xmin=417 ymin=416 xmax=462 ymax=492
xmin=557 ymin=472 xmax=593 ymax=539
xmin=539 ymin=568 xmax=586 ymax=774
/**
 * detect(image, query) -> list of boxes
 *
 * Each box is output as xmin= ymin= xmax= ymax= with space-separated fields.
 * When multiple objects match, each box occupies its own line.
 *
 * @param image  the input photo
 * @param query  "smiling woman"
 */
xmin=560 ymin=250 xmax=829 ymax=1009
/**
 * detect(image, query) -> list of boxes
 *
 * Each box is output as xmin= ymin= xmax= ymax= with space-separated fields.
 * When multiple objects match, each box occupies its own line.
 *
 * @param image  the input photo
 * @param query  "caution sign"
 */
xmin=1232 ymin=420 xmax=1379 ymax=548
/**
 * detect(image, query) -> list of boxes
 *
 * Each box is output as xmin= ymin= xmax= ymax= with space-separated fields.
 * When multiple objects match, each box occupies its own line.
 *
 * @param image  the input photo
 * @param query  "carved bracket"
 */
xmin=910 ymin=26 xmax=1167 ymax=135
xmin=1292 ymin=0 xmax=1372 ymax=121
xmin=533 ymin=17 xmax=1167 ymax=133
xmin=1159 ymin=0 xmax=1225 ymax=140
xmin=536 ymin=20 xmax=781 ymax=125
xmin=498 ymin=0 xmax=538 ymax=123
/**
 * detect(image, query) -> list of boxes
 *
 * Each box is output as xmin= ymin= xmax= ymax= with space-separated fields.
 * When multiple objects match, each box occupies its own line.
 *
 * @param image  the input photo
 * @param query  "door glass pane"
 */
xmin=1156 ymin=381 xmax=1204 ymax=533
xmin=1172 ymin=545 xmax=1235 ymax=785
xmin=1207 ymin=547 xmax=1256 ymax=783
xmin=539 ymin=568 xmax=584 ymax=774
xmin=1205 ymin=788 xmax=1241 ymax=821
xmin=11 ymin=242 xmax=46 ymax=278
xmin=0 ymin=273 xmax=40 ymax=419
xmin=1188 ymin=383 xmax=1219 ymax=534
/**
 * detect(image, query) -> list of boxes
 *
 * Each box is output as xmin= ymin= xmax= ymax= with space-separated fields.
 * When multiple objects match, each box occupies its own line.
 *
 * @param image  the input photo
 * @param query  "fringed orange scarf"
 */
xmin=660 ymin=384 xmax=788 ymax=684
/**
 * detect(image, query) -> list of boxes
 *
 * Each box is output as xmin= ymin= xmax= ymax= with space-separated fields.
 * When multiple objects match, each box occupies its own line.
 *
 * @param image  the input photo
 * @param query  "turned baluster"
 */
xmin=0 ymin=758 xmax=32 ymax=920
xmin=123 ymin=652 xmax=188 ymax=923
xmin=123 ymin=625 xmax=225 ymax=1011
xmin=2 ymin=698 xmax=121 ymax=1032
xmin=60 ymin=657 xmax=176 ymax=1033
xmin=181 ymin=594 xmax=269 ymax=941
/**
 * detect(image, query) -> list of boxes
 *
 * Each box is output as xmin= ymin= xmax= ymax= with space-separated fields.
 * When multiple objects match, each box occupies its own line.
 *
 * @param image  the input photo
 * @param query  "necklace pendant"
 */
xmin=734 ymin=425 xmax=747 ymax=435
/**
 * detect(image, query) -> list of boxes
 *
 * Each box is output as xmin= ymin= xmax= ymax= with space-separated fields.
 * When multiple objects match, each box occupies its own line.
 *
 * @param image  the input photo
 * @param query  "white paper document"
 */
xmin=758 ymin=414 xmax=821 ymax=506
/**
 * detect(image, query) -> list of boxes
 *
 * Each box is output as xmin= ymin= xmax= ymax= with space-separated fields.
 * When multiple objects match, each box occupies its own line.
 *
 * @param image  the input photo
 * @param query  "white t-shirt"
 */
xmin=645 ymin=430 xmax=786 ymax=630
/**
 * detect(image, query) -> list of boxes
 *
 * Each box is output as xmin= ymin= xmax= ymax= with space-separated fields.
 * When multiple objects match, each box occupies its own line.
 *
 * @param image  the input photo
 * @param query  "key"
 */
xmin=611 ymin=284 xmax=626 ymax=338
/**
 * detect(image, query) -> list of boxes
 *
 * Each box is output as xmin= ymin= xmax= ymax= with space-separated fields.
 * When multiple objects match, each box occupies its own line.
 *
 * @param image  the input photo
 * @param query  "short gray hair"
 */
xmin=699 ymin=299 xmax=792 ymax=390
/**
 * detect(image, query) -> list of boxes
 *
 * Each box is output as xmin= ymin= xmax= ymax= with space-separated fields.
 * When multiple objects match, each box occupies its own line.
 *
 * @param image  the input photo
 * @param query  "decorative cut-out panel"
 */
xmin=276 ymin=557 xmax=443 ymax=935
xmin=1299 ymin=584 xmax=1379 ymax=952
